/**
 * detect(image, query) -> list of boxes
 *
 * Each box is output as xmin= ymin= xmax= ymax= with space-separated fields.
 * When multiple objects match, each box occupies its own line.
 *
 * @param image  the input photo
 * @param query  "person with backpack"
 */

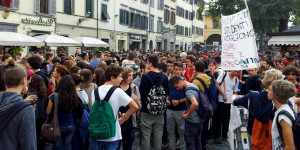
xmin=169 ymin=75 xmax=203 ymax=150
xmin=89 ymin=65 xmax=138 ymax=150
xmin=267 ymin=80 xmax=297 ymax=150
xmin=46 ymin=75 xmax=80 ymax=150
xmin=231 ymin=69 xmax=283 ymax=150
xmin=214 ymin=70 xmax=239 ymax=144
xmin=139 ymin=54 xmax=169 ymax=150
xmin=0 ymin=63 xmax=37 ymax=150
xmin=80 ymin=69 xmax=96 ymax=110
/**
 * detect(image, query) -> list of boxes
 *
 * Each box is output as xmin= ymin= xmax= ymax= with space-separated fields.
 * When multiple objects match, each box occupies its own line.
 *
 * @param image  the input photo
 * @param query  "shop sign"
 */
xmin=21 ymin=17 xmax=54 ymax=26
xmin=129 ymin=35 xmax=141 ymax=40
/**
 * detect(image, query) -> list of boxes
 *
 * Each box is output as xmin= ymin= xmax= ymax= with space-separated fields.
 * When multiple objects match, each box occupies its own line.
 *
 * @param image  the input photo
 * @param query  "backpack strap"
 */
xmin=145 ymin=73 xmax=156 ymax=85
xmin=194 ymin=77 xmax=208 ymax=92
xmin=145 ymin=73 xmax=165 ymax=86
xmin=276 ymin=110 xmax=295 ymax=138
xmin=219 ymin=71 xmax=227 ymax=86
xmin=103 ymin=86 xmax=118 ymax=102
xmin=94 ymin=87 xmax=100 ymax=101
xmin=0 ymin=100 xmax=31 ymax=133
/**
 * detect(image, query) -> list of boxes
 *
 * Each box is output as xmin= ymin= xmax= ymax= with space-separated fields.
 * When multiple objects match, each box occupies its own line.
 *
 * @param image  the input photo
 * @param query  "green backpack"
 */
xmin=88 ymin=86 xmax=118 ymax=140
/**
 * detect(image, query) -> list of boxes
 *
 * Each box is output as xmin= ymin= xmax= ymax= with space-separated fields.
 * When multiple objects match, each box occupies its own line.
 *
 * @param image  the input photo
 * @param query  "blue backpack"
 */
xmin=194 ymin=77 xmax=217 ymax=110
xmin=75 ymin=97 xmax=90 ymax=138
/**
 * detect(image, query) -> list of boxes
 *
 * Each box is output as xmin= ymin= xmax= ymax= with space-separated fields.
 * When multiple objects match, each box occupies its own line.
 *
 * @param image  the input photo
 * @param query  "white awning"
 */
xmin=268 ymin=35 xmax=300 ymax=45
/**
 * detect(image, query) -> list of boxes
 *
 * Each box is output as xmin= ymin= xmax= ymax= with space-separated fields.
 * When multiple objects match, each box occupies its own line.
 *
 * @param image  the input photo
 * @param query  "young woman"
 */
xmin=119 ymin=68 xmax=141 ymax=150
xmin=51 ymin=65 xmax=70 ymax=90
xmin=94 ymin=68 xmax=105 ymax=86
xmin=46 ymin=75 xmax=79 ymax=150
xmin=80 ymin=69 xmax=97 ymax=110
xmin=28 ymin=74 xmax=48 ymax=150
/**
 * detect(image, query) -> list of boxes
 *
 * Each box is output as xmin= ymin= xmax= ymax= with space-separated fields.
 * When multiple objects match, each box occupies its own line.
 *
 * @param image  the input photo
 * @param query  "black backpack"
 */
xmin=194 ymin=77 xmax=217 ymax=110
xmin=145 ymin=73 xmax=167 ymax=115
xmin=185 ymin=86 xmax=214 ymax=121
xmin=276 ymin=110 xmax=300 ymax=149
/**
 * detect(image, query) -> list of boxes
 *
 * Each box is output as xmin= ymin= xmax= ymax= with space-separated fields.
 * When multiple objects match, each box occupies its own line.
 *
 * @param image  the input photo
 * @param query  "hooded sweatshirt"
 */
xmin=245 ymin=74 xmax=262 ymax=94
xmin=193 ymin=73 xmax=211 ymax=92
xmin=0 ymin=91 xmax=36 ymax=150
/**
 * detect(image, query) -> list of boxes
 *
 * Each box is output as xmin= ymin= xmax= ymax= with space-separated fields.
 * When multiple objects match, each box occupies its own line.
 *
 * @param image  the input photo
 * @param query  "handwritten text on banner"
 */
xmin=221 ymin=9 xmax=260 ymax=70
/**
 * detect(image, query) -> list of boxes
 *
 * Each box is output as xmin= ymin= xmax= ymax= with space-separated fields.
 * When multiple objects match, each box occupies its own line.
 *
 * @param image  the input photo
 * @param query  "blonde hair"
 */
xmin=96 ymin=61 xmax=107 ymax=68
xmin=262 ymin=69 xmax=282 ymax=89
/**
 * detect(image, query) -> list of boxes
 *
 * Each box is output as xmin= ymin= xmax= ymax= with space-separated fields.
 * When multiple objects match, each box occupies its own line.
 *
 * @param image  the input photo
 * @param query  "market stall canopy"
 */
xmin=0 ymin=32 xmax=44 ymax=46
xmin=34 ymin=34 xmax=81 ymax=47
xmin=268 ymin=35 xmax=300 ymax=45
xmin=71 ymin=37 xmax=109 ymax=47
xmin=268 ymin=24 xmax=300 ymax=45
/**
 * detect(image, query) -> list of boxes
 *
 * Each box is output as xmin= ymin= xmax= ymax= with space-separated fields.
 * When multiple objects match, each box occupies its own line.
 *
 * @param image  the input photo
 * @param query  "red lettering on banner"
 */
xmin=222 ymin=61 xmax=235 ymax=68
xmin=223 ymin=43 xmax=236 ymax=51
xmin=238 ymin=52 xmax=245 ymax=58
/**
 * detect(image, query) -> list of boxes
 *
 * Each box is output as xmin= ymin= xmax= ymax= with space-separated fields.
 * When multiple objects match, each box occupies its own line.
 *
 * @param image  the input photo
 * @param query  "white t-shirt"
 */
xmin=216 ymin=72 xmax=239 ymax=104
xmin=91 ymin=85 xmax=132 ymax=142
xmin=271 ymin=104 xmax=295 ymax=150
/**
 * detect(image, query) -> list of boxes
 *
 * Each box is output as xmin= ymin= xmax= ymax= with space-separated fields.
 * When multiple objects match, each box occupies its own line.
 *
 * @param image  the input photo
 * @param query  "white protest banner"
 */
xmin=221 ymin=8 xmax=260 ymax=70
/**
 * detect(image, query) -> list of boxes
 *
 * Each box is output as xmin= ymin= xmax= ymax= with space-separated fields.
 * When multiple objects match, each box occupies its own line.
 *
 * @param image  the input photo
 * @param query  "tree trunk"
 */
xmin=278 ymin=18 xmax=288 ymax=32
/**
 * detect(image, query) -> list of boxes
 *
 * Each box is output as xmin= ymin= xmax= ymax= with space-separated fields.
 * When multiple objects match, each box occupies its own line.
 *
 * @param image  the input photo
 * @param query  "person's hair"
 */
xmin=195 ymin=61 xmax=205 ymax=72
xmin=140 ymin=62 xmax=147 ymax=70
xmin=282 ymin=66 xmax=300 ymax=76
xmin=45 ymin=52 xmax=54 ymax=60
xmin=214 ymin=56 xmax=221 ymax=64
xmin=70 ymin=73 xmax=82 ymax=86
xmin=128 ymin=53 xmax=136 ymax=60
xmin=63 ymin=60 xmax=74 ymax=70
xmin=104 ymin=66 xmax=123 ymax=82
xmin=4 ymin=62 xmax=26 ymax=88
xmin=2 ymin=54 xmax=11 ymax=62
xmin=158 ymin=62 xmax=168 ymax=73
xmin=28 ymin=74 xmax=47 ymax=97
xmin=186 ymin=55 xmax=196 ymax=63
xmin=261 ymin=69 xmax=283 ymax=89
xmin=28 ymin=55 xmax=42 ymax=69
xmin=0 ymin=64 xmax=6 ymax=91
xmin=20 ymin=57 xmax=29 ymax=65
xmin=70 ymin=66 xmax=81 ymax=74
xmin=55 ymin=65 xmax=70 ymax=77
xmin=174 ymin=61 xmax=183 ymax=68
xmin=55 ymin=75 xmax=79 ymax=111
xmin=166 ymin=58 xmax=175 ymax=64
xmin=97 ymin=61 xmax=107 ymax=68
xmin=169 ymin=75 xmax=184 ymax=87
xmin=95 ymin=51 xmax=102 ymax=58
xmin=86 ymin=64 xmax=95 ymax=74
xmin=272 ymin=80 xmax=297 ymax=103
xmin=80 ymin=69 xmax=92 ymax=87
xmin=95 ymin=68 xmax=105 ymax=86
xmin=41 ymin=62 xmax=49 ymax=71
xmin=135 ymin=58 xmax=141 ymax=66
xmin=52 ymin=56 xmax=61 ymax=64
xmin=287 ymin=56 xmax=295 ymax=63
xmin=121 ymin=67 xmax=133 ymax=84
xmin=208 ymin=60 xmax=216 ymax=65
xmin=148 ymin=54 xmax=159 ymax=68
xmin=76 ymin=61 xmax=87 ymax=69
xmin=263 ymin=59 xmax=272 ymax=66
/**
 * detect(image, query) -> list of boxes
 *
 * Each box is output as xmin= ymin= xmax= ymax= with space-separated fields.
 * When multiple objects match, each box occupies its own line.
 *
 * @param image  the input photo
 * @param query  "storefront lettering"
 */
xmin=21 ymin=17 xmax=54 ymax=26
xmin=129 ymin=35 xmax=141 ymax=40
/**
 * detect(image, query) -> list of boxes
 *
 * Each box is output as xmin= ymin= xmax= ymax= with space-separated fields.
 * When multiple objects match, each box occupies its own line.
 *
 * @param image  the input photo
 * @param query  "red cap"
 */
xmin=202 ymin=55 xmax=208 ymax=61
xmin=282 ymin=60 xmax=290 ymax=66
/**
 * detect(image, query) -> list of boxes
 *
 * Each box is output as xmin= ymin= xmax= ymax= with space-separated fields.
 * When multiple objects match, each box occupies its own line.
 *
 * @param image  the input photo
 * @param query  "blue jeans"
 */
xmin=89 ymin=139 xmax=120 ymax=150
xmin=54 ymin=126 xmax=74 ymax=150
xmin=184 ymin=121 xmax=203 ymax=150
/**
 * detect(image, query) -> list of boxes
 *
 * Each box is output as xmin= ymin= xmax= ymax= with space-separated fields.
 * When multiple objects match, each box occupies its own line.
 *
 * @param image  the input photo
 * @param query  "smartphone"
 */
xmin=27 ymin=92 xmax=37 ymax=105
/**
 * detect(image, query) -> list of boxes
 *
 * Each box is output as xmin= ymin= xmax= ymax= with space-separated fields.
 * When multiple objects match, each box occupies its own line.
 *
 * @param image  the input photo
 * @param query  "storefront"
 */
xmin=129 ymin=34 xmax=147 ymax=50
xmin=116 ymin=35 xmax=127 ymax=51
xmin=156 ymin=36 xmax=163 ymax=51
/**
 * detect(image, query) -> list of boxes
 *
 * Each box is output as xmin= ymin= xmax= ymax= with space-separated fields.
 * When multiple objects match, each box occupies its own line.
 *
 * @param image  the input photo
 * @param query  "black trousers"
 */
xmin=213 ymin=102 xmax=231 ymax=139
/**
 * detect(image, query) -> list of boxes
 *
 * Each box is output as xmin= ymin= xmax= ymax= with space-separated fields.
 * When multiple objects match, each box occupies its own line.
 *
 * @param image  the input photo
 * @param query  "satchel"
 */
xmin=41 ymin=93 xmax=61 ymax=144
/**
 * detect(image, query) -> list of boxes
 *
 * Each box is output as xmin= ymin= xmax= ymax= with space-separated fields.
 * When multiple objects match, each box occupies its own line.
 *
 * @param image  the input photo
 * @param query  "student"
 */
xmin=267 ymin=80 xmax=296 ymax=150
xmin=183 ymin=55 xmax=196 ymax=83
xmin=167 ymin=62 xmax=187 ymax=150
xmin=80 ymin=69 xmax=96 ymax=110
xmin=0 ymin=63 xmax=36 ymax=150
xmin=89 ymin=66 xmax=138 ymax=150
xmin=170 ymin=75 xmax=202 ymax=150
xmin=245 ymin=68 xmax=262 ymax=94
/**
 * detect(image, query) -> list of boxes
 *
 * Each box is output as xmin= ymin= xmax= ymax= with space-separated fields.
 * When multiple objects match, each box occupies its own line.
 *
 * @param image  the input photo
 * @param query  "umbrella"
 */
xmin=0 ymin=32 xmax=44 ymax=46
xmin=34 ymin=34 xmax=81 ymax=47
xmin=71 ymin=37 xmax=109 ymax=47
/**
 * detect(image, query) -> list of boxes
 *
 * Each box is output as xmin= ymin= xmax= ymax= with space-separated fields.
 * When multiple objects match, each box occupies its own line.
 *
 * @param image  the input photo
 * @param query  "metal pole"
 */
xmin=97 ymin=0 xmax=99 ymax=38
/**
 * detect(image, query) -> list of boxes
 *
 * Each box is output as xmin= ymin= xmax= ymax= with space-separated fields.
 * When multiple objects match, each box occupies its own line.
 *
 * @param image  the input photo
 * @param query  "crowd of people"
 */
xmin=0 ymin=49 xmax=299 ymax=150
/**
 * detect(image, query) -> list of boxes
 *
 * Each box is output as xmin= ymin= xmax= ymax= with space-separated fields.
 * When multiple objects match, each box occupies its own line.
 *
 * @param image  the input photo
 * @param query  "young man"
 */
xmin=184 ymin=55 xmax=196 ymax=83
xmin=245 ymin=68 xmax=262 ymax=94
xmin=139 ymin=54 xmax=169 ymax=150
xmin=90 ymin=66 xmax=139 ymax=149
xmin=90 ymin=51 xmax=102 ymax=69
xmin=262 ymin=59 xmax=274 ymax=70
xmin=166 ymin=62 xmax=187 ymax=150
xmin=123 ymin=53 xmax=140 ymax=78
xmin=167 ymin=59 xmax=175 ymax=79
xmin=170 ymin=75 xmax=202 ymax=150
xmin=2 ymin=54 xmax=12 ymax=65
xmin=133 ymin=62 xmax=149 ymax=88
xmin=214 ymin=70 xmax=239 ymax=143
xmin=0 ymin=64 xmax=36 ymax=150
xmin=45 ymin=52 xmax=54 ymax=71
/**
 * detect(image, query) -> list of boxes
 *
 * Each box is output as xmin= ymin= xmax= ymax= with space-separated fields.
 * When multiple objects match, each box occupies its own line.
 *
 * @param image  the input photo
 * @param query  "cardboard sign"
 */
xmin=221 ymin=9 xmax=260 ymax=70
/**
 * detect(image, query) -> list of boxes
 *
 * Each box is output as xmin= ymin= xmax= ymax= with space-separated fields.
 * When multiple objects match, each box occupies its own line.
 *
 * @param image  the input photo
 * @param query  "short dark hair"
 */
xmin=169 ymin=75 xmax=183 ymax=87
xmin=104 ymin=66 xmax=123 ymax=82
xmin=148 ymin=54 xmax=159 ymax=68
xmin=96 ymin=51 xmax=102 ymax=58
xmin=158 ymin=62 xmax=168 ymax=73
xmin=283 ymin=66 xmax=300 ymax=76
xmin=70 ymin=66 xmax=81 ymax=74
xmin=52 ymin=56 xmax=61 ymax=64
xmin=287 ymin=56 xmax=295 ymax=63
xmin=128 ymin=53 xmax=136 ymax=60
xmin=186 ymin=55 xmax=196 ymax=63
xmin=45 ymin=52 xmax=54 ymax=60
xmin=140 ymin=62 xmax=147 ymax=70
xmin=195 ymin=61 xmax=205 ymax=72
xmin=166 ymin=58 xmax=175 ymax=64
xmin=77 ymin=61 xmax=87 ymax=69
xmin=28 ymin=55 xmax=42 ymax=69
xmin=174 ymin=62 xmax=183 ymax=68
xmin=263 ymin=59 xmax=272 ymax=66
xmin=214 ymin=56 xmax=221 ymax=64
xmin=4 ymin=63 xmax=26 ymax=88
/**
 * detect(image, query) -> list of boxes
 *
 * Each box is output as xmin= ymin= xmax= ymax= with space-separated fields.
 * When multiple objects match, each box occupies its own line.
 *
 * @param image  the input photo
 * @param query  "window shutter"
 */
xmin=13 ymin=0 xmax=20 ymax=9
xmin=71 ymin=0 xmax=75 ymax=14
xmin=126 ymin=11 xmax=129 ymax=25
xmin=86 ymin=0 xmax=90 ymax=16
xmin=141 ymin=15 xmax=144 ymax=29
xmin=119 ymin=9 xmax=123 ymax=24
xmin=161 ymin=0 xmax=164 ymax=10
xmin=64 ymin=0 xmax=71 ymax=14
xmin=49 ymin=0 xmax=56 ymax=15
xmin=134 ymin=14 xmax=138 ymax=28
xmin=35 ymin=0 xmax=40 ymax=13
xmin=145 ymin=16 xmax=148 ymax=30
xmin=161 ymin=21 xmax=163 ymax=33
